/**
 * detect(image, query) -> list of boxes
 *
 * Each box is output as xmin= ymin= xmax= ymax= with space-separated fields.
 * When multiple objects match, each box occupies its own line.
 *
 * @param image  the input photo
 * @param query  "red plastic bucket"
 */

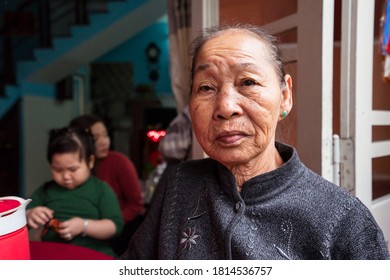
xmin=0 ymin=196 xmax=31 ymax=260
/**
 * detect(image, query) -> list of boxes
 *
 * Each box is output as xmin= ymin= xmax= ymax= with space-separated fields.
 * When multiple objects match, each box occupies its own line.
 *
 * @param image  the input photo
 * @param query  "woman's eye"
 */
xmin=242 ymin=79 xmax=257 ymax=86
xmin=199 ymin=85 xmax=214 ymax=92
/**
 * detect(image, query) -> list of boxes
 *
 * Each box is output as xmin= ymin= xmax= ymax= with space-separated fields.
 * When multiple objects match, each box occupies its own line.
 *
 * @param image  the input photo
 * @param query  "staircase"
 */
xmin=0 ymin=0 xmax=166 ymax=119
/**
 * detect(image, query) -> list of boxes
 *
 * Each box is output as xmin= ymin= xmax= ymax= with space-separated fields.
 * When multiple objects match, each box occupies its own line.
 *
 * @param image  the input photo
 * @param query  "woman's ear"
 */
xmin=279 ymin=74 xmax=293 ymax=120
xmin=88 ymin=155 xmax=95 ymax=170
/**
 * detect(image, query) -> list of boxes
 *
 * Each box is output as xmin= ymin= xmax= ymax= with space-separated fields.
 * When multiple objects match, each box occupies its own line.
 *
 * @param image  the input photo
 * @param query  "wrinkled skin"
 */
xmin=189 ymin=30 xmax=293 ymax=188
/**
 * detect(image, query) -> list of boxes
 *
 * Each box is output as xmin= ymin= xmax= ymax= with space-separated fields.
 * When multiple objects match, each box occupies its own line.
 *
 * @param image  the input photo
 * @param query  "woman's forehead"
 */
xmin=198 ymin=31 xmax=268 ymax=58
xmin=195 ymin=32 xmax=271 ymax=70
xmin=206 ymin=29 xmax=264 ymax=47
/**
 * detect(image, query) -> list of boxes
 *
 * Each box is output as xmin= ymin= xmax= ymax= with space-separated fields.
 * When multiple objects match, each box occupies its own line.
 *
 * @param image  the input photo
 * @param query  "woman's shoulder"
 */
xmin=96 ymin=150 xmax=131 ymax=168
xmin=161 ymin=158 xmax=217 ymax=188
xmin=176 ymin=158 xmax=216 ymax=175
xmin=106 ymin=150 xmax=129 ymax=161
xmin=298 ymin=167 xmax=374 ymax=219
xmin=299 ymin=167 xmax=352 ymax=200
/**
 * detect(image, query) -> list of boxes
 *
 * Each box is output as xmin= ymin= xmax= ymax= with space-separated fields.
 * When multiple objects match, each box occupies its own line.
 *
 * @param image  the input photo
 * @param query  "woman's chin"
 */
xmin=211 ymin=152 xmax=249 ymax=167
xmin=97 ymin=151 xmax=109 ymax=158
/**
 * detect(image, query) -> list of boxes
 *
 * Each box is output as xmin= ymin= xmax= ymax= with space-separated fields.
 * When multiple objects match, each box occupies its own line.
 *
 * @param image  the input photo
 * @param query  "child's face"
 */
xmin=50 ymin=151 xmax=92 ymax=189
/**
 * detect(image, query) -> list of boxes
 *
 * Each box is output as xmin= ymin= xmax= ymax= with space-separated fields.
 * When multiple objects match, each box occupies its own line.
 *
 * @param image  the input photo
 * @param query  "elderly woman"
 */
xmin=125 ymin=25 xmax=389 ymax=259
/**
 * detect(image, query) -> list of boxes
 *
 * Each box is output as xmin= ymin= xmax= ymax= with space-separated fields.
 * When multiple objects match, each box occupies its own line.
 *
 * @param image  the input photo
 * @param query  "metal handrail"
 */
xmin=0 ymin=0 xmax=110 ymax=95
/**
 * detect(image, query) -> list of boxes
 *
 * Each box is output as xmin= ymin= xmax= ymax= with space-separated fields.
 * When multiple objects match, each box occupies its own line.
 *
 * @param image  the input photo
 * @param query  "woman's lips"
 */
xmin=97 ymin=148 xmax=109 ymax=156
xmin=216 ymin=131 xmax=247 ymax=145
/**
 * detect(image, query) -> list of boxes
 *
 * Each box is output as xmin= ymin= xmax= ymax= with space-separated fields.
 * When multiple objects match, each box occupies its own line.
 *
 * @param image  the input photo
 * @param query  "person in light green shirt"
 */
xmin=27 ymin=127 xmax=123 ymax=258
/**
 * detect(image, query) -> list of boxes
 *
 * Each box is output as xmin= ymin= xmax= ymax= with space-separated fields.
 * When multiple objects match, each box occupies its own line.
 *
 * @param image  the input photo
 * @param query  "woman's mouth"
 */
xmin=96 ymin=148 xmax=108 ymax=159
xmin=216 ymin=131 xmax=247 ymax=145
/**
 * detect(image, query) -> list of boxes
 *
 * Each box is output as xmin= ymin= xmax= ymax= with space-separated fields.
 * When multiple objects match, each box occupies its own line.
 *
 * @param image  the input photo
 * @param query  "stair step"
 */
xmin=34 ymin=48 xmax=54 ymax=61
xmin=69 ymin=23 xmax=100 ymax=39
xmin=2 ymin=0 xmax=155 ymax=118
xmin=52 ymin=37 xmax=77 ymax=51
xmin=4 ymin=85 xmax=20 ymax=98
xmin=9 ymin=0 xmax=165 ymax=84
xmin=0 ymin=85 xmax=20 ymax=119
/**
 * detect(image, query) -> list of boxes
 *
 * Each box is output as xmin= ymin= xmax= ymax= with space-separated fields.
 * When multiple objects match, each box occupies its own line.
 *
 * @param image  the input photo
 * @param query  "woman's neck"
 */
xmin=228 ymin=147 xmax=284 ymax=190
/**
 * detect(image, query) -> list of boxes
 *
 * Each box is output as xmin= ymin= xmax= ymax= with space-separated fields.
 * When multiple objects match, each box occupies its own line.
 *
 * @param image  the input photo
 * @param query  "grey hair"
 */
xmin=190 ymin=24 xmax=287 ymax=92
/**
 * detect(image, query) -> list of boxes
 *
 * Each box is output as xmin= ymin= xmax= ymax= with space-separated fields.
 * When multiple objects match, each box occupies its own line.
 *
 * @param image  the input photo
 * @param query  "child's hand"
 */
xmin=58 ymin=217 xmax=84 ymax=241
xmin=26 ymin=207 xmax=54 ymax=229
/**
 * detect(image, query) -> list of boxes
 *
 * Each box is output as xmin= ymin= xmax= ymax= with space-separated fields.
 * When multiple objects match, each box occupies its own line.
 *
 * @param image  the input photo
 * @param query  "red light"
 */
xmin=146 ymin=130 xmax=166 ymax=142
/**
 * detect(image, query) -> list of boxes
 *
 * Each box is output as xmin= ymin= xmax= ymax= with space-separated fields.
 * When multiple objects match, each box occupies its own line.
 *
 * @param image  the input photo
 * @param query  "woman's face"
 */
xmin=189 ymin=30 xmax=292 ymax=168
xmin=51 ymin=152 xmax=93 ymax=190
xmin=90 ymin=122 xmax=110 ymax=159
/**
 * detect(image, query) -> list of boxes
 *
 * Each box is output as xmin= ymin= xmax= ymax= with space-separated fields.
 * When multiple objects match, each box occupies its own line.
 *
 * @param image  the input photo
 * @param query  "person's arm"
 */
xmin=345 ymin=224 xmax=390 ymax=259
xmin=59 ymin=182 xmax=123 ymax=240
xmin=54 ymin=180 xmax=123 ymax=240
xmin=333 ymin=199 xmax=390 ymax=260
xmin=26 ymin=184 xmax=54 ymax=229
xmin=26 ymin=207 xmax=54 ymax=229
xmin=58 ymin=217 xmax=116 ymax=239
xmin=81 ymin=219 xmax=116 ymax=239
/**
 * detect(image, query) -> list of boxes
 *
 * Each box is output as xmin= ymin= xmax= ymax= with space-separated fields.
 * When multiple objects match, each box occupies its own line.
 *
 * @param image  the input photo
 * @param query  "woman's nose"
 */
xmin=213 ymin=87 xmax=242 ymax=120
xmin=97 ymin=138 xmax=108 ymax=147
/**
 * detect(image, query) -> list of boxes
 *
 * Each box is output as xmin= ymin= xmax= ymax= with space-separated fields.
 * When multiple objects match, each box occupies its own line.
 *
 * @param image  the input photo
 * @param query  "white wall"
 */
xmin=22 ymin=95 xmax=78 ymax=197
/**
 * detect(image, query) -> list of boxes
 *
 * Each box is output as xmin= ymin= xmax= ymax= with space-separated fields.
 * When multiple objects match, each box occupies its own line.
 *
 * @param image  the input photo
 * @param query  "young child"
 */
xmin=69 ymin=115 xmax=144 ymax=255
xmin=26 ymin=127 xmax=123 ymax=258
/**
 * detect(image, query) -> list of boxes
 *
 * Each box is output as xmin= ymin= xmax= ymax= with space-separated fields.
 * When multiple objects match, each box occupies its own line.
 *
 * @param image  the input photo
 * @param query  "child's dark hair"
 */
xmin=47 ymin=127 xmax=95 ymax=164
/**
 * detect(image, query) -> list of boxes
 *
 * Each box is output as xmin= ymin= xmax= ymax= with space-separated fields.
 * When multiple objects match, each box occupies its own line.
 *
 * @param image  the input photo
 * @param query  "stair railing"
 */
xmin=0 ymin=0 xmax=110 ymax=96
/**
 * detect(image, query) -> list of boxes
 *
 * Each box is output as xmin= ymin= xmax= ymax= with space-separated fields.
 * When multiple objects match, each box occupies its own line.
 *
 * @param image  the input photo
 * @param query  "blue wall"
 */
xmin=96 ymin=18 xmax=172 ymax=97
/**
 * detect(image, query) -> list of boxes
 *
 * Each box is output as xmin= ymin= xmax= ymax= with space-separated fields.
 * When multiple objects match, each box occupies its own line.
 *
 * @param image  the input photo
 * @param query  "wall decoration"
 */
xmin=381 ymin=0 xmax=390 ymax=82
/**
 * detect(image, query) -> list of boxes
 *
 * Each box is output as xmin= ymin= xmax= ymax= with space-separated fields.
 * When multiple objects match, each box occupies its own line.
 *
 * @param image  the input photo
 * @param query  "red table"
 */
xmin=29 ymin=241 xmax=115 ymax=260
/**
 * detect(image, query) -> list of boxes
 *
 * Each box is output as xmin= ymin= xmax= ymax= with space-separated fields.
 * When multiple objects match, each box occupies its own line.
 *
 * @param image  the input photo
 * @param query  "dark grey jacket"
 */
xmin=126 ymin=142 xmax=389 ymax=259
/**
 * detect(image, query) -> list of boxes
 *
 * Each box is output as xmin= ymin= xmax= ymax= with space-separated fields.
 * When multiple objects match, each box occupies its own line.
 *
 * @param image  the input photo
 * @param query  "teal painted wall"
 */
xmin=96 ymin=18 xmax=172 ymax=97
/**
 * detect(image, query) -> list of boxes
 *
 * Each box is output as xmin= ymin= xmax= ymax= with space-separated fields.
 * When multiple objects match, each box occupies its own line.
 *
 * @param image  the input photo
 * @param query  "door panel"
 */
xmin=339 ymin=0 xmax=390 ymax=250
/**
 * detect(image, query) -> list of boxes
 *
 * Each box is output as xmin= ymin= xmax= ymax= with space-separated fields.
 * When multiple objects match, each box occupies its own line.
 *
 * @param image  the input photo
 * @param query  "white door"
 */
xmin=339 ymin=0 xmax=390 ymax=250
xmin=262 ymin=0 xmax=335 ymax=181
xmin=254 ymin=0 xmax=390 ymax=250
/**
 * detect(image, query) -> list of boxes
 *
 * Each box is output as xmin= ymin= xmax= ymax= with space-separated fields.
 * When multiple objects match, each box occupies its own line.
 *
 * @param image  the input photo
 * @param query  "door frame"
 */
xmin=340 ymin=0 xmax=390 ymax=249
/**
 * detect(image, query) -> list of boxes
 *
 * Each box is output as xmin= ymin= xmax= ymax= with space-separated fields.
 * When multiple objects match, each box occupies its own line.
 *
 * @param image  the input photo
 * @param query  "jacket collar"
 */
xmin=215 ymin=142 xmax=305 ymax=204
